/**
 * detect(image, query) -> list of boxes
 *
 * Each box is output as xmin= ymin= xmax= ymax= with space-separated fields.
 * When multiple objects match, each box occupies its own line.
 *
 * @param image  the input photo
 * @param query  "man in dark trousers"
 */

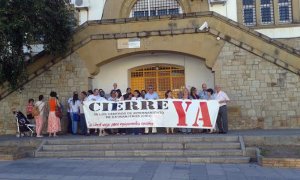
xmin=215 ymin=85 xmax=230 ymax=134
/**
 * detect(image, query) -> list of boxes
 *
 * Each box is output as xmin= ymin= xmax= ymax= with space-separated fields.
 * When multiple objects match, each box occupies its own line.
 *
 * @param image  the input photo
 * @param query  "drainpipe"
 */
xmin=148 ymin=0 xmax=151 ymax=16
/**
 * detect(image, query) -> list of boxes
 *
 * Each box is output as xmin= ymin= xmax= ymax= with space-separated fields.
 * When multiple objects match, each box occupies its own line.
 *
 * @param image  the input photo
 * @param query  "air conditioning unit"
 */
xmin=209 ymin=0 xmax=227 ymax=6
xmin=71 ymin=0 xmax=89 ymax=9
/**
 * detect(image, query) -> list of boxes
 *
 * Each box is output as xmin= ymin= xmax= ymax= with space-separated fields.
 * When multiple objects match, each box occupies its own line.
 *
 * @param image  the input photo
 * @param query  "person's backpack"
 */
xmin=32 ymin=105 xmax=40 ymax=117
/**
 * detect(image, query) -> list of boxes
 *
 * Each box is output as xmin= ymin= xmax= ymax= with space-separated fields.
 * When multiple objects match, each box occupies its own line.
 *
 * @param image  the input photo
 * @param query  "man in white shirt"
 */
xmin=87 ymin=88 xmax=107 ymax=136
xmin=144 ymin=85 xmax=159 ymax=134
xmin=87 ymin=89 xmax=106 ymax=101
xmin=79 ymin=91 xmax=89 ymax=135
xmin=215 ymin=85 xmax=230 ymax=134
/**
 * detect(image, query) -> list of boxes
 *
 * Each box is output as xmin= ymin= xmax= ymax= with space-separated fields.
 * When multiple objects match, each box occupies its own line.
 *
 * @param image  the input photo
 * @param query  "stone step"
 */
xmin=0 ymin=154 xmax=15 ymax=161
xmin=42 ymin=142 xmax=241 ymax=151
xmin=36 ymin=149 xmax=243 ymax=157
xmin=36 ymin=156 xmax=250 ymax=163
xmin=45 ymin=136 xmax=239 ymax=145
xmin=0 ymin=152 xmax=28 ymax=161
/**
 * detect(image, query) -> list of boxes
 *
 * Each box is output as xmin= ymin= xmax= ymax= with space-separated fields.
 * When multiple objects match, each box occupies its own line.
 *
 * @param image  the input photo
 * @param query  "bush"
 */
xmin=0 ymin=0 xmax=76 ymax=89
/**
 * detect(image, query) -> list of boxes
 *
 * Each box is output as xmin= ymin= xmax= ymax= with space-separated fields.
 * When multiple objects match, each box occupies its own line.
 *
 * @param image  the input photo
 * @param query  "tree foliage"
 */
xmin=0 ymin=0 xmax=76 ymax=89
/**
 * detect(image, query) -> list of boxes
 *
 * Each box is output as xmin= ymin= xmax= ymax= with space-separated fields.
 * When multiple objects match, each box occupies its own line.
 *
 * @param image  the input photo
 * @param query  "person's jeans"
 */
xmin=71 ymin=113 xmax=79 ymax=134
xmin=133 ymin=128 xmax=141 ymax=135
xmin=181 ymin=128 xmax=191 ymax=133
xmin=80 ymin=113 xmax=87 ymax=135
xmin=217 ymin=105 xmax=228 ymax=133
xmin=67 ymin=112 xmax=72 ymax=133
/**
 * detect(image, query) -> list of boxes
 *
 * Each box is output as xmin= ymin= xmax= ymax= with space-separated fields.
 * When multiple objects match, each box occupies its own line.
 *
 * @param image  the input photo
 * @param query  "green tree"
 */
xmin=0 ymin=0 xmax=76 ymax=89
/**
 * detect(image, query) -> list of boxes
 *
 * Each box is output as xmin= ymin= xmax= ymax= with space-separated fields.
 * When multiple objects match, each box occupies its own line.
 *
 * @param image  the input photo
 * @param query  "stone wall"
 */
xmin=277 ymin=37 xmax=300 ymax=50
xmin=213 ymin=42 xmax=300 ymax=129
xmin=1 ymin=40 xmax=300 ymax=135
xmin=0 ymin=53 xmax=90 ymax=135
xmin=261 ymin=158 xmax=300 ymax=168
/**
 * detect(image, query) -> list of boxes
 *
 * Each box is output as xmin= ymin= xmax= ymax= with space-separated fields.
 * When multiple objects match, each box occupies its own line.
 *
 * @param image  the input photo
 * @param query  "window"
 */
xmin=240 ymin=0 xmax=295 ymax=26
xmin=260 ymin=0 xmax=274 ymax=24
xmin=169 ymin=8 xmax=179 ymax=15
xmin=130 ymin=0 xmax=182 ymax=17
xmin=278 ymin=0 xmax=292 ymax=23
xmin=242 ymin=0 xmax=256 ymax=26
xmin=158 ymin=9 xmax=168 ymax=16
xmin=134 ymin=11 xmax=146 ymax=17
xmin=130 ymin=65 xmax=185 ymax=98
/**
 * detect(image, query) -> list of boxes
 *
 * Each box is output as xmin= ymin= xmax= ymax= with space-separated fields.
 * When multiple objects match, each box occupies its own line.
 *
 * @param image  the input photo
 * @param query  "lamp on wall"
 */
xmin=199 ymin=21 xmax=209 ymax=31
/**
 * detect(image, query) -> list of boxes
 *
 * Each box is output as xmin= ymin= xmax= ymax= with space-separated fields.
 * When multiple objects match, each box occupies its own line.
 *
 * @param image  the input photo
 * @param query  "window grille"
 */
xmin=260 ymin=0 xmax=274 ymax=24
xmin=130 ymin=65 xmax=185 ymax=98
xmin=130 ymin=0 xmax=182 ymax=17
xmin=242 ymin=0 xmax=256 ymax=26
xmin=278 ymin=0 xmax=292 ymax=23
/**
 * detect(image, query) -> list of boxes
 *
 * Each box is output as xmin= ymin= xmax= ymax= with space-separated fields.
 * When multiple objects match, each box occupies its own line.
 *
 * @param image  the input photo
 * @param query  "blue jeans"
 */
xmin=80 ymin=113 xmax=87 ymax=135
xmin=181 ymin=128 xmax=192 ymax=133
xmin=133 ymin=128 xmax=141 ymax=135
xmin=67 ymin=112 xmax=72 ymax=133
xmin=71 ymin=113 xmax=79 ymax=134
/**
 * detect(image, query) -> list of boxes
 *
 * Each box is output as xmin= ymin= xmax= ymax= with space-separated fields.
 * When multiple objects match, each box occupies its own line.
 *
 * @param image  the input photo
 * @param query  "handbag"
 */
xmin=55 ymin=99 xmax=63 ymax=118
xmin=55 ymin=106 xmax=63 ymax=118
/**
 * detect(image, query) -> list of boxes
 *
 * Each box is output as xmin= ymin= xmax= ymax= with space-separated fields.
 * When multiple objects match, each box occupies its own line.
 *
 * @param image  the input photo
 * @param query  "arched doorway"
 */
xmin=92 ymin=52 xmax=215 ymax=96
xmin=130 ymin=64 xmax=185 ymax=98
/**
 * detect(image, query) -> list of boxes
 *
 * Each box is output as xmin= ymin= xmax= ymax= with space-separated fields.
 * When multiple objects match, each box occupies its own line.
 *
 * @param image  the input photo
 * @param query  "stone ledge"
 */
xmin=260 ymin=157 xmax=300 ymax=168
xmin=0 ymin=152 xmax=29 ymax=161
xmin=73 ymin=12 xmax=300 ymax=58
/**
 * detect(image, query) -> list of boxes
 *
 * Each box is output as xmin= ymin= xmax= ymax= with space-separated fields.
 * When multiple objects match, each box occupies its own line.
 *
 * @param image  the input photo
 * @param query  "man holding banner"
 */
xmin=215 ymin=85 xmax=230 ymax=134
xmin=83 ymin=96 xmax=220 ymax=132
xmin=144 ymin=85 xmax=159 ymax=134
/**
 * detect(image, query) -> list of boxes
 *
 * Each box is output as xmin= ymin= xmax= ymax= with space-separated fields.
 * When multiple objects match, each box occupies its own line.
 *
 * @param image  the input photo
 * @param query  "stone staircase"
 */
xmin=35 ymin=135 xmax=250 ymax=163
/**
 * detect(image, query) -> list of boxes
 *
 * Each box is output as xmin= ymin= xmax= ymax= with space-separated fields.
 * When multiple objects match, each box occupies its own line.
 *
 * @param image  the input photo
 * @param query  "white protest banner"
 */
xmin=83 ymin=100 xmax=220 ymax=129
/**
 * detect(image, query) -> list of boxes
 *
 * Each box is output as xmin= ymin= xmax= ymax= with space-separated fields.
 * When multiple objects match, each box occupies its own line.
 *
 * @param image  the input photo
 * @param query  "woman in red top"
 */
xmin=47 ymin=91 xmax=61 ymax=137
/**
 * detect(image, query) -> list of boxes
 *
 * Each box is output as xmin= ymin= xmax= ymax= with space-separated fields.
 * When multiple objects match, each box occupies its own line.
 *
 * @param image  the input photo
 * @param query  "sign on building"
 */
xmin=117 ymin=38 xmax=141 ymax=49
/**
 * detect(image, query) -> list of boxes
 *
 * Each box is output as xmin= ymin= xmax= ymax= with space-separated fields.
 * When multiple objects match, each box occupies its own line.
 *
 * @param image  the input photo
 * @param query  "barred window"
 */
xmin=260 ymin=0 xmax=274 ymax=24
xmin=242 ymin=0 xmax=256 ymax=26
xmin=130 ymin=0 xmax=183 ymax=18
xmin=131 ymin=65 xmax=185 ymax=98
xmin=278 ymin=0 xmax=292 ymax=23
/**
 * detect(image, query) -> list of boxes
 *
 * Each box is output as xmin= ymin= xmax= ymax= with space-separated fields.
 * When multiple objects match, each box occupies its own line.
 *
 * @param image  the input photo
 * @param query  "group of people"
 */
xmin=26 ymin=92 xmax=62 ymax=137
xmin=25 ymin=82 xmax=230 ymax=137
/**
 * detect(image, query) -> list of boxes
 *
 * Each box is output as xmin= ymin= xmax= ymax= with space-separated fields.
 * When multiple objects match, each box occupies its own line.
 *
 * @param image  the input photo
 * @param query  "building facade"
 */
xmin=0 ymin=0 xmax=300 ymax=135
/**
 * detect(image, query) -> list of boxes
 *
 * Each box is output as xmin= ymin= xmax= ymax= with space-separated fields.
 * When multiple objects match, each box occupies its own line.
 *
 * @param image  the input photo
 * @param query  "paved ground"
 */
xmin=0 ymin=158 xmax=299 ymax=180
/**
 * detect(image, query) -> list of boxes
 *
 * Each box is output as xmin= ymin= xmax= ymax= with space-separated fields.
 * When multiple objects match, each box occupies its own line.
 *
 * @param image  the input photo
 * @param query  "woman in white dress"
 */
xmin=34 ymin=95 xmax=46 ymax=137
